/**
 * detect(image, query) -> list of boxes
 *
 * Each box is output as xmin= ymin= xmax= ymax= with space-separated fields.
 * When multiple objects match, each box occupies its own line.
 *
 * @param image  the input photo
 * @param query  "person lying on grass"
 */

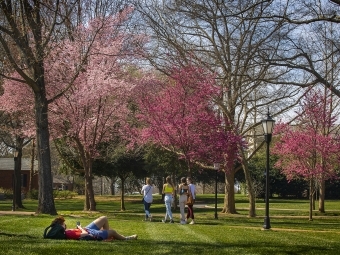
xmin=52 ymin=215 xmax=138 ymax=241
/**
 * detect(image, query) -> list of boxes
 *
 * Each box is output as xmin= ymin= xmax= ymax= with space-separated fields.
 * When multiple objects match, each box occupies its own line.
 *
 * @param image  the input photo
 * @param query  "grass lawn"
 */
xmin=1 ymin=194 xmax=340 ymax=255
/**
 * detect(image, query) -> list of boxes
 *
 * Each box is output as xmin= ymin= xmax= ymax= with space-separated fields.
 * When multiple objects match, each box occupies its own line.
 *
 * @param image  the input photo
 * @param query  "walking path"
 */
xmin=0 ymin=210 xmax=37 ymax=215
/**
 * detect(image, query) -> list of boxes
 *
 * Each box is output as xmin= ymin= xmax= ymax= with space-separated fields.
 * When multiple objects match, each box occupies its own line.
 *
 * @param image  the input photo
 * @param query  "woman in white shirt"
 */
xmin=141 ymin=177 xmax=153 ymax=221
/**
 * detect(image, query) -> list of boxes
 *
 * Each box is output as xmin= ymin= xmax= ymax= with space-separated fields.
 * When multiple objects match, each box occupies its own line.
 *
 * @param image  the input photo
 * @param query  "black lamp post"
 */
xmin=13 ymin=150 xmax=18 ymax=211
xmin=213 ymin=163 xmax=220 ymax=219
xmin=261 ymin=110 xmax=275 ymax=230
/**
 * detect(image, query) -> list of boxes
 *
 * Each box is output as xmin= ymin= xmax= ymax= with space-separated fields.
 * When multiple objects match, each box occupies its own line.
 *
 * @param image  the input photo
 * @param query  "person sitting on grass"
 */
xmin=51 ymin=215 xmax=138 ymax=241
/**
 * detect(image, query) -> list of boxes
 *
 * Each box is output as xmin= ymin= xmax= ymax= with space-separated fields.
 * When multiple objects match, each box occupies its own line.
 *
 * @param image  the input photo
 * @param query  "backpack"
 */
xmin=43 ymin=224 xmax=66 ymax=239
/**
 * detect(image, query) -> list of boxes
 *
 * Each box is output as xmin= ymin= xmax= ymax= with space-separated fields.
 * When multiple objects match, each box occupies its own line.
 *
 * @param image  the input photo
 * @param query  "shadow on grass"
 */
xmin=0 ymin=231 xmax=36 ymax=239
xmin=1 ymin=230 xmax=339 ymax=254
xmin=118 ymin=239 xmax=335 ymax=255
xmin=268 ymin=199 xmax=309 ymax=204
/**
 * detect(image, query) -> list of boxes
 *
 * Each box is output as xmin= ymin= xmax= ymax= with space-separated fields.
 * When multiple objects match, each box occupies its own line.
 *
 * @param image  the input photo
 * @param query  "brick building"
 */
xmin=0 ymin=158 xmax=39 ymax=192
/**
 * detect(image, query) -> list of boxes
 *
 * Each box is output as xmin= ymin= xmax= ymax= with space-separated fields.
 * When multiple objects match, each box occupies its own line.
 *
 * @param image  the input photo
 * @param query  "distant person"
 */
xmin=51 ymin=216 xmax=137 ymax=241
xmin=162 ymin=176 xmax=175 ymax=223
xmin=141 ymin=177 xmax=154 ymax=221
xmin=186 ymin=177 xmax=196 ymax=224
xmin=178 ymin=177 xmax=189 ymax=224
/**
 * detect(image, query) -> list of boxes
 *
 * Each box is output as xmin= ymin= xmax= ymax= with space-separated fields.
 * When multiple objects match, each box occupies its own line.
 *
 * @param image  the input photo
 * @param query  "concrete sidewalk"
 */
xmin=0 ymin=211 xmax=37 ymax=215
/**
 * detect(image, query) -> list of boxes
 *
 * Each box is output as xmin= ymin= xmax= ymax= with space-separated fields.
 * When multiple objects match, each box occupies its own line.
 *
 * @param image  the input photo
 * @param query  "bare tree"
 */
xmin=270 ymin=1 xmax=340 ymax=212
xmin=133 ymin=0 xmax=302 ymax=216
xmin=265 ymin=0 xmax=340 ymax=96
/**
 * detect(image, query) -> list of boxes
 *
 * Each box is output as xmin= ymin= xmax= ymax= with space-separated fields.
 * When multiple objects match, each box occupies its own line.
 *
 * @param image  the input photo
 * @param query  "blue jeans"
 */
xmin=143 ymin=200 xmax=151 ymax=218
xmin=164 ymin=194 xmax=173 ymax=220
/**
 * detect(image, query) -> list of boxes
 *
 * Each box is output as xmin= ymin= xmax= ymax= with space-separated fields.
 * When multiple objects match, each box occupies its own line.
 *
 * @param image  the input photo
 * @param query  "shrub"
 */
xmin=0 ymin=188 xmax=13 ymax=199
xmin=0 ymin=187 xmax=5 ymax=200
xmin=53 ymin=190 xmax=77 ymax=199
xmin=26 ymin=189 xmax=39 ymax=200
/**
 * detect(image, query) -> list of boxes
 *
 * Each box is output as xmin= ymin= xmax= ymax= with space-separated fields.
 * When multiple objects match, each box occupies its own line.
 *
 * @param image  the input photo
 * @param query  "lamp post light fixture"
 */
xmin=261 ymin=110 xmax=275 ymax=230
xmin=213 ymin=163 xmax=220 ymax=220
xmin=13 ymin=150 xmax=18 ymax=211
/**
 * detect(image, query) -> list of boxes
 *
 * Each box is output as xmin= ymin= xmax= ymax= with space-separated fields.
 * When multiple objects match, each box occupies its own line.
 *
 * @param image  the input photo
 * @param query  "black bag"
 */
xmin=43 ymin=224 xmax=66 ymax=239
xmin=142 ymin=197 xmax=145 ymax=203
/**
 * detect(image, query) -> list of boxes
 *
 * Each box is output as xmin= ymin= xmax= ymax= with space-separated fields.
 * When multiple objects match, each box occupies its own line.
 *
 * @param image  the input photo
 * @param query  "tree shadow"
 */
xmin=0 ymin=231 xmax=36 ymax=239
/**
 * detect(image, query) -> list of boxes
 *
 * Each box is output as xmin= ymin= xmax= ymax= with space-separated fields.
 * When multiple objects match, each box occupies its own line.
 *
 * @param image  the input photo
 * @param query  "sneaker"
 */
xmin=149 ymin=215 xmax=152 ymax=222
xmin=162 ymin=219 xmax=166 ymax=223
xmin=180 ymin=220 xmax=186 ymax=224
xmin=125 ymin=234 xmax=138 ymax=240
xmin=189 ymin=220 xmax=195 ymax=225
xmin=169 ymin=219 xmax=174 ymax=223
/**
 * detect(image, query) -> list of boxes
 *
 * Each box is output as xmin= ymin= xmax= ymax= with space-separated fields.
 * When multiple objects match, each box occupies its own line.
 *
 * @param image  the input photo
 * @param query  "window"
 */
xmin=21 ymin=174 xmax=27 ymax=187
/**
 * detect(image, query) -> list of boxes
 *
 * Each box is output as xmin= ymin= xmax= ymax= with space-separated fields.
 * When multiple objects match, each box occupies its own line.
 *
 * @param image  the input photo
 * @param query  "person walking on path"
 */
xmin=186 ymin=177 xmax=196 ymax=224
xmin=178 ymin=177 xmax=189 ymax=224
xmin=141 ymin=177 xmax=154 ymax=221
xmin=162 ymin=176 xmax=175 ymax=223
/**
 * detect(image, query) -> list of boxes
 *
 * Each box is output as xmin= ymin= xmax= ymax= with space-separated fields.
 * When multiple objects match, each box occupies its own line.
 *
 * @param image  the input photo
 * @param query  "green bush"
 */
xmin=0 ymin=188 xmax=13 ymax=199
xmin=53 ymin=190 xmax=77 ymax=199
xmin=26 ymin=189 xmax=39 ymax=200
xmin=3 ymin=189 xmax=77 ymax=200
xmin=0 ymin=187 xmax=5 ymax=200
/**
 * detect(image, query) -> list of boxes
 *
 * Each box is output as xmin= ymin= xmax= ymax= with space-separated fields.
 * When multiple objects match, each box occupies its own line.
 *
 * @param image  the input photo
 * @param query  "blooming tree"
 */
xmin=47 ymin=9 xmax=144 ymax=211
xmin=1 ymin=7 xmax=145 ymax=211
xmin=0 ymin=75 xmax=37 ymax=209
xmin=273 ymin=88 xmax=340 ymax=220
xmin=0 ymin=1 xmax=140 ymax=214
xmin=134 ymin=65 xmax=243 ymax=176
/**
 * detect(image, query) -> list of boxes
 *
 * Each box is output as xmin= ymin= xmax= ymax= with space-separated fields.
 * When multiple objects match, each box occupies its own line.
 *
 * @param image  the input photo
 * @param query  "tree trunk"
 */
xmin=120 ymin=179 xmax=125 ymax=211
xmin=309 ymin=178 xmax=313 ymax=221
xmin=29 ymin=139 xmax=35 ymax=192
xmin=110 ymin=178 xmax=115 ymax=195
xmin=87 ymin=177 xmax=96 ymax=211
xmin=319 ymin=179 xmax=325 ymax=213
xmin=157 ymin=176 xmax=164 ymax=195
xmin=222 ymin=171 xmax=236 ymax=214
xmin=186 ymin=160 xmax=192 ymax=178
xmin=240 ymin=147 xmax=256 ymax=217
xmin=84 ymin=188 xmax=89 ymax=211
xmin=220 ymin=145 xmax=256 ymax=217
xmin=14 ymin=139 xmax=24 ymax=209
xmin=35 ymin=91 xmax=57 ymax=215
xmin=84 ymin=164 xmax=96 ymax=211
xmin=171 ymin=174 xmax=178 ymax=210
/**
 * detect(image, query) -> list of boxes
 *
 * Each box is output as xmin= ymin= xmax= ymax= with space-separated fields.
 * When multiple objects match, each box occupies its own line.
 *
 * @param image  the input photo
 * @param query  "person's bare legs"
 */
xmin=92 ymin=216 xmax=137 ymax=240
xmin=92 ymin=216 xmax=110 ymax=230
xmin=107 ymin=229 xmax=137 ymax=240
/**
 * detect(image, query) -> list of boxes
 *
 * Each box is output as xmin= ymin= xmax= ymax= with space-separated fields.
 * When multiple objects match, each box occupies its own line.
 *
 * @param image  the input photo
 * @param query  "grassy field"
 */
xmin=1 ymin=194 xmax=340 ymax=255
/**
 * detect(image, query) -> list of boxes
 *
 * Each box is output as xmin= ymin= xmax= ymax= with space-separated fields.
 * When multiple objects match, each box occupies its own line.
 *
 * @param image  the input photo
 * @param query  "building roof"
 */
xmin=53 ymin=175 xmax=73 ymax=184
xmin=0 ymin=158 xmax=38 ymax=171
